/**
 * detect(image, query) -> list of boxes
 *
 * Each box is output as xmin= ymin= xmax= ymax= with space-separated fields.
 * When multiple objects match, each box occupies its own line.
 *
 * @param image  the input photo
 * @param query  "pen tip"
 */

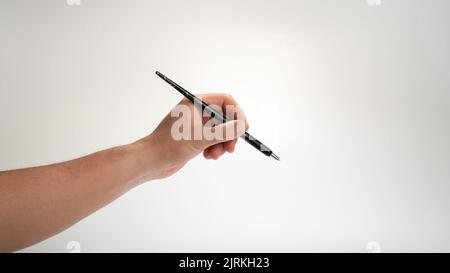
xmin=271 ymin=153 xmax=280 ymax=161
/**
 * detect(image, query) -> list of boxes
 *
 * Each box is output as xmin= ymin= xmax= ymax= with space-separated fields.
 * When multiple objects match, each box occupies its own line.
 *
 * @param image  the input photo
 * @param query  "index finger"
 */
xmin=197 ymin=93 xmax=249 ymax=130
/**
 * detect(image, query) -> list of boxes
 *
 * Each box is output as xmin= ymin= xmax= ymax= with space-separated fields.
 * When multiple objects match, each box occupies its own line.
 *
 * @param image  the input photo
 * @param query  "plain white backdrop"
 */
xmin=1 ymin=0 xmax=449 ymax=252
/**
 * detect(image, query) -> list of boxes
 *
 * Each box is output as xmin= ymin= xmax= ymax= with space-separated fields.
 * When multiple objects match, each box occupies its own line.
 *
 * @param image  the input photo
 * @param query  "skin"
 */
xmin=0 ymin=93 xmax=249 ymax=252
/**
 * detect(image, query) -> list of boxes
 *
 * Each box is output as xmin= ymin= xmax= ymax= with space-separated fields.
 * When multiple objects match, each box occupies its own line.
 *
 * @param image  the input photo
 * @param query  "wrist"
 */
xmin=126 ymin=135 xmax=160 ymax=185
xmin=128 ymin=133 xmax=182 ymax=184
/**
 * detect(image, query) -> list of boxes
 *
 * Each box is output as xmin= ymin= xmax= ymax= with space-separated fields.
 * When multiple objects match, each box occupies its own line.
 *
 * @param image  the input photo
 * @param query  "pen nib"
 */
xmin=271 ymin=153 xmax=280 ymax=161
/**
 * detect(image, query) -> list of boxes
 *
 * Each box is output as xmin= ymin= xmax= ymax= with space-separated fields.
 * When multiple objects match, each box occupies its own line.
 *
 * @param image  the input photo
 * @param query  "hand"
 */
xmin=135 ymin=93 xmax=249 ymax=180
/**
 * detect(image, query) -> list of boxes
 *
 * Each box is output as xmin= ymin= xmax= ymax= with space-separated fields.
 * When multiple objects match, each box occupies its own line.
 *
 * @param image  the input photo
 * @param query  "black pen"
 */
xmin=155 ymin=71 xmax=280 ymax=161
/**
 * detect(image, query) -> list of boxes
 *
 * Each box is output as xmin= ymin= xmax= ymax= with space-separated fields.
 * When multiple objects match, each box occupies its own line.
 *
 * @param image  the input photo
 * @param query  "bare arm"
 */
xmin=0 ymin=94 xmax=248 ymax=252
xmin=0 ymin=141 xmax=158 ymax=252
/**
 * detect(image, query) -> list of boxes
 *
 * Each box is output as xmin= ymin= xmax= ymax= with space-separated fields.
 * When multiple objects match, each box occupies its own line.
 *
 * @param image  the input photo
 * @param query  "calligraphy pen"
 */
xmin=155 ymin=71 xmax=280 ymax=161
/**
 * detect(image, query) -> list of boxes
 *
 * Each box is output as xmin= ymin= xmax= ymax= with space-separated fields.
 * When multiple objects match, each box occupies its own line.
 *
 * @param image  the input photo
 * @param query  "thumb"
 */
xmin=200 ymin=120 xmax=247 ymax=148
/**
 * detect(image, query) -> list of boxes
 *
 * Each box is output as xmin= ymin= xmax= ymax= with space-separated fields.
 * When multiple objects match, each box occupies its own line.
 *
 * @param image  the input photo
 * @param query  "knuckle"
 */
xmin=222 ymin=93 xmax=234 ymax=100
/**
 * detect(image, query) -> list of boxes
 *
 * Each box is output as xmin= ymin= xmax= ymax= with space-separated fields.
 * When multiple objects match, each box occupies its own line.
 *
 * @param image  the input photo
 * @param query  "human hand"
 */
xmin=134 ymin=93 xmax=249 ymax=180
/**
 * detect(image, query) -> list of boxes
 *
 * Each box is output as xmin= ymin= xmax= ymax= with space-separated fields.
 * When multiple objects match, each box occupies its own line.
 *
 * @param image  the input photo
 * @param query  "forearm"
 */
xmin=0 ymin=137 xmax=159 ymax=252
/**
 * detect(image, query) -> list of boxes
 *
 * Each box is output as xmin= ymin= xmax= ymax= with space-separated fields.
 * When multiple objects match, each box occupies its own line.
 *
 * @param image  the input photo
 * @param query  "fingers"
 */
xmin=198 ymin=93 xmax=237 ymax=107
xmin=198 ymin=94 xmax=248 ymax=159
xmin=203 ymin=139 xmax=238 ymax=160
xmin=203 ymin=144 xmax=225 ymax=160
xmin=223 ymin=139 xmax=237 ymax=153
xmin=201 ymin=119 xmax=246 ymax=148
xmin=198 ymin=93 xmax=249 ymax=131
xmin=179 ymin=93 xmax=248 ymax=160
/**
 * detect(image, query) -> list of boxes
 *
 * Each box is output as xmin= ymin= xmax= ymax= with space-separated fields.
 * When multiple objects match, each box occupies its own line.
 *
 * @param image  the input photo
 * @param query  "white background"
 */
xmin=1 ymin=0 xmax=449 ymax=252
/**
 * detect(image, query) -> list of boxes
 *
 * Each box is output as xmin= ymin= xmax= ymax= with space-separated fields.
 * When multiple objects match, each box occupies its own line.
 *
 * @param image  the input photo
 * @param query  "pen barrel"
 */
xmin=242 ymin=133 xmax=272 ymax=157
xmin=199 ymin=100 xmax=230 ymax=123
xmin=156 ymin=71 xmax=278 ymax=160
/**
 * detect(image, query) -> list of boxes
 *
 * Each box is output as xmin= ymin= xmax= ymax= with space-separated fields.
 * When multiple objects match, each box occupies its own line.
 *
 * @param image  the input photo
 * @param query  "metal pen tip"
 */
xmin=271 ymin=153 xmax=280 ymax=161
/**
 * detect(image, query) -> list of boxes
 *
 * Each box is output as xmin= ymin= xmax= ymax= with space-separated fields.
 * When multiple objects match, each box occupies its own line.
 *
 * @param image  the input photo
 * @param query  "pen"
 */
xmin=155 ymin=71 xmax=280 ymax=161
